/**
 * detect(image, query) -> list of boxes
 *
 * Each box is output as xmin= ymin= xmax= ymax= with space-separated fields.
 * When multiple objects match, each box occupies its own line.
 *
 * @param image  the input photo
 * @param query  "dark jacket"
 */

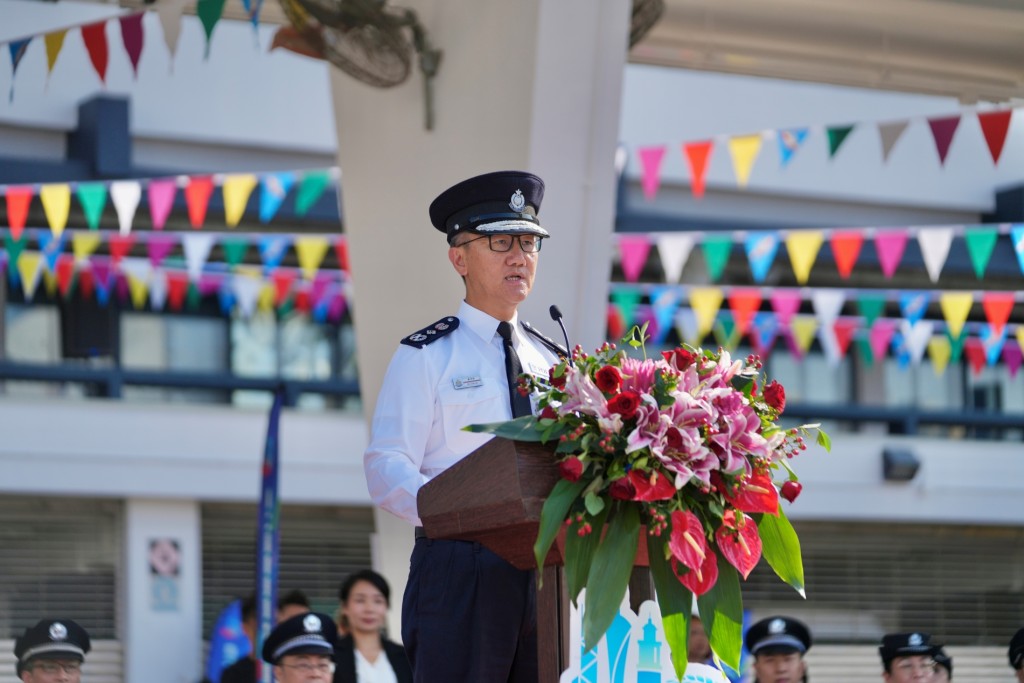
xmin=219 ymin=656 xmax=255 ymax=683
xmin=332 ymin=634 xmax=412 ymax=683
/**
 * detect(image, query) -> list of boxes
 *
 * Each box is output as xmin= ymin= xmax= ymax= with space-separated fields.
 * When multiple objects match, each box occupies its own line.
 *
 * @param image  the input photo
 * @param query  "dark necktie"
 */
xmin=497 ymin=321 xmax=533 ymax=418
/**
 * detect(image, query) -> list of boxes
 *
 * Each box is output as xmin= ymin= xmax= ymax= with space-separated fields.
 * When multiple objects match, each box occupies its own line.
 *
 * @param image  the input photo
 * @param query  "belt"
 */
xmin=414 ymin=526 xmax=428 ymax=540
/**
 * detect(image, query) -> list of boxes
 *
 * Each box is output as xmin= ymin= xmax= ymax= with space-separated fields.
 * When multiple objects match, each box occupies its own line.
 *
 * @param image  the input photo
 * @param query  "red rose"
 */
xmin=549 ymin=366 xmax=567 ymax=390
xmin=764 ymin=380 xmax=786 ymax=413
xmin=661 ymin=348 xmax=697 ymax=371
xmin=594 ymin=365 xmax=622 ymax=393
xmin=607 ymin=391 xmax=641 ymax=419
xmin=609 ymin=476 xmax=637 ymax=500
xmin=559 ymin=456 xmax=584 ymax=482
xmin=780 ymin=480 xmax=802 ymax=503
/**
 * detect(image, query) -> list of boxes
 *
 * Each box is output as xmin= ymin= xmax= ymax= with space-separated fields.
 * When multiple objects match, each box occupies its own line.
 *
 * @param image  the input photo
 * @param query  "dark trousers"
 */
xmin=402 ymin=537 xmax=537 ymax=682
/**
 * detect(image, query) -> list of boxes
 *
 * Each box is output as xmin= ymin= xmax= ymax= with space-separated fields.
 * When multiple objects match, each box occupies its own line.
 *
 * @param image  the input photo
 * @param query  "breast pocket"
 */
xmin=437 ymin=381 xmax=508 ymax=455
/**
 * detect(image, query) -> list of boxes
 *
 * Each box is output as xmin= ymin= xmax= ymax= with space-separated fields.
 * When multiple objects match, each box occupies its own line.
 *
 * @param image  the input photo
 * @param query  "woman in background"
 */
xmin=332 ymin=569 xmax=412 ymax=683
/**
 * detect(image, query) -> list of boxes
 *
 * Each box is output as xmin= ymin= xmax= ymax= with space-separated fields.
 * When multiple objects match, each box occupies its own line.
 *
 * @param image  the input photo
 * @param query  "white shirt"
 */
xmin=354 ymin=648 xmax=398 ymax=683
xmin=363 ymin=300 xmax=560 ymax=525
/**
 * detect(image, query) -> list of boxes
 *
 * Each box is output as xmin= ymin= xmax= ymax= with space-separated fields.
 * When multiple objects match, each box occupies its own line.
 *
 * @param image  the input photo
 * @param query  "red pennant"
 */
xmin=927 ymin=115 xmax=961 ymax=165
xmin=978 ymin=110 xmax=1013 ymax=165
xmin=981 ymin=292 xmax=1015 ymax=334
xmin=963 ymin=338 xmax=986 ymax=376
xmin=109 ymin=235 xmax=135 ymax=265
xmin=272 ymin=271 xmax=296 ymax=306
xmin=727 ymin=288 xmax=762 ymax=336
xmin=607 ymin=304 xmax=625 ymax=341
xmin=334 ymin=237 xmax=349 ymax=272
xmin=185 ymin=176 xmax=215 ymax=228
xmin=4 ymin=186 xmax=33 ymax=240
xmin=683 ymin=141 xmax=713 ymax=199
xmin=55 ymin=255 xmax=76 ymax=297
xmin=294 ymin=289 xmax=312 ymax=312
xmin=830 ymin=230 xmax=863 ymax=279
xmin=81 ymin=21 xmax=109 ymax=83
xmin=167 ymin=272 xmax=189 ymax=311
xmin=833 ymin=319 xmax=858 ymax=357
xmin=78 ymin=269 xmax=95 ymax=300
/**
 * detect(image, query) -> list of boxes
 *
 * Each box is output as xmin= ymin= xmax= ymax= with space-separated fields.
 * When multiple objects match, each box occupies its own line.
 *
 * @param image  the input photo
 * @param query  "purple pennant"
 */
xmin=927 ymin=115 xmax=961 ymax=165
xmin=92 ymin=260 xmax=113 ymax=305
xmin=8 ymin=38 xmax=32 ymax=101
xmin=310 ymin=273 xmax=333 ymax=305
xmin=1003 ymin=341 xmax=1023 ymax=378
xmin=198 ymin=273 xmax=225 ymax=296
xmin=115 ymin=274 xmax=130 ymax=305
xmin=119 ymin=14 xmax=145 ymax=76
xmin=148 ymin=235 xmax=176 ymax=268
xmin=327 ymin=293 xmax=347 ymax=322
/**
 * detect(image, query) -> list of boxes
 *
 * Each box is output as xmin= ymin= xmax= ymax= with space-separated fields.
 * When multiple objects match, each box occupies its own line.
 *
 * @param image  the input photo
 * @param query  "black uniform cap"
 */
xmin=879 ymin=632 xmax=938 ymax=665
xmin=14 ymin=619 xmax=91 ymax=676
xmin=745 ymin=616 xmax=812 ymax=655
xmin=1010 ymin=627 xmax=1024 ymax=670
xmin=934 ymin=647 xmax=952 ymax=676
xmin=429 ymin=170 xmax=548 ymax=244
xmin=261 ymin=611 xmax=336 ymax=665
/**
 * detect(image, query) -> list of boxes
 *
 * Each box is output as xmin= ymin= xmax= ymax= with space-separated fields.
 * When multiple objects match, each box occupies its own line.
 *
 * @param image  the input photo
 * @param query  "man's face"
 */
xmin=884 ymin=655 xmax=936 ymax=683
xmin=752 ymin=651 xmax=805 ymax=683
xmin=687 ymin=617 xmax=711 ymax=663
xmin=273 ymin=653 xmax=335 ymax=682
xmin=449 ymin=233 xmax=539 ymax=319
xmin=931 ymin=667 xmax=950 ymax=682
xmin=20 ymin=659 xmax=82 ymax=683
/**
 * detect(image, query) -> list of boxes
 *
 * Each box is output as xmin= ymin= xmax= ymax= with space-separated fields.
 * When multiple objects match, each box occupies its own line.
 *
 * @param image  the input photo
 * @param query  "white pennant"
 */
xmin=817 ymin=325 xmax=842 ymax=367
xmin=110 ymin=181 xmax=142 ymax=236
xmin=901 ymin=320 xmax=934 ymax=365
xmin=917 ymin=227 xmax=955 ymax=283
xmin=183 ymin=234 xmax=216 ymax=282
xmin=656 ymin=234 xmax=695 ymax=283
xmin=157 ymin=0 xmax=188 ymax=64
xmin=120 ymin=256 xmax=152 ymax=283
xmin=811 ymin=289 xmax=846 ymax=324
xmin=674 ymin=307 xmax=700 ymax=346
xmin=150 ymin=270 xmax=169 ymax=310
xmin=231 ymin=273 xmax=264 ymax=319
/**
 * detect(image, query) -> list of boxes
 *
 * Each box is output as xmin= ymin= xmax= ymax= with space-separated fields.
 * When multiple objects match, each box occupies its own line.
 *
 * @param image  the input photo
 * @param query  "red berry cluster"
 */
xmin=646 ymin=506 xmax=668 ymax=536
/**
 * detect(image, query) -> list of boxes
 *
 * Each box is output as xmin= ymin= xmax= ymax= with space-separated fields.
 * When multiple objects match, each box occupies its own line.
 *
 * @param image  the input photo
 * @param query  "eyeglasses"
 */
xmin=30 ymin=661 xmax=82 ymax=674
xmin=281 ymin=661 xmax=336 ymax=675
xmin=894 ymin=660 xmax=936 ymax=674
xmin=458 ymin=234 xmax=543 ymax=253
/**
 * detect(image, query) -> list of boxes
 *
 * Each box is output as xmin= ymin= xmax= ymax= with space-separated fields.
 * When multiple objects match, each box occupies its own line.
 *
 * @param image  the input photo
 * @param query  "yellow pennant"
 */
xmin=928 ymin=336 xmax=952 ymax=376
xmin=127 ymin=274 xmax=150 ymax=309
xmin=1017 ymin=326 xmax=1024 ymax=352
xmin=939 ymin=292 xmax=973 ymax=340
xmin=295 ymin=237 xmax=330 ymax=280
xmin=728 ymin=134 xmax=763 ymax=187
xmin=790 ymin=315 xmax=819 ymax=354
xmin=42 ymin=269 xmax=58 ymax=298
xmin=689 ymin=287 xmax=724 ymax=339
xmin=222 ymin=175 xmax=258 ymax=227
xmin=45 ymin=30 xmax=68 ymax=76
xmin=73 ymin=233 xmax=103 ymax=262
xmin=257 ymin=283 xmax=276 ymax=312
xmin=785 ymin=231 xmax=824 ymax=284
xmin=17 ymin=252 xmax=44 ymax=300
xmin=40 ymin=184 xmax=71 ymax=237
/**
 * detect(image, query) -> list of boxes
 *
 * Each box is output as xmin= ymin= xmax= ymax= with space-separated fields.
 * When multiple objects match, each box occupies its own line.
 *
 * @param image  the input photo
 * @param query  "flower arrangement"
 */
xmin=468 ymin=325 xmax=830 ymax=679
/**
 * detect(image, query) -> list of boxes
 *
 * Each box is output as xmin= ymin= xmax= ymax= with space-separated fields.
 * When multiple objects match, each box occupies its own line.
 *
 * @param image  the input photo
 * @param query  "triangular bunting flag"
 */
xmin=928 ymin=336 xmax=952 ymax=376
xmin=76 ymin=183 xmax=108 ymax=230
xmin=776 ymin=128 xmax=809 ymax=168
xmin=898 ymin=291 xmax=930 ymax=325
xmin=917 ymin=227 xmax=954 ymax=282
xmin=1004 ymin=340 xmax=1023 ymax=378
xmin=770 ymin=290 xmax=801 ymax=326
xmin=949 ymin=329 xmax=968 ymax=364
xmin=121 ymin=258 xmax=152 ymax=309
xmin=674 ymin=307 xmax=699 ymax=346
xmin=977 ymin=110 xmax=1013 ymax=165
xmin=901 ymin=320 xmax=934 ymax=366
xmin=744 ymin=231 xmax=780 ymax=283
xmin=939 ymin=292 xmax=973 ymax=340
xmin=833 ymin=319 xmax=859 ymax=358
xmin=17 ymin=252 xmax=44 ymax=300
xmin=44 ymin=30 xmax=68 ymax=78
xmin=55 ymin=255 xmax=75 ymax=298
xmin=185 ymin=176 xmax=214 ymax=228
xmin=712 ymin=314 xmax=740 ymax=351
xmin=980 ymin=323 xmax=1007 ymax=367
xmin=271 ymin=270 xmax=297 ymax=307
xmin=8 ymin=39 xmax=32 ymax=100
xmin=648 ymin=286 xmax=681 ymax=344
xmin=183 ymin=234 xmax=216 ymax=281
xmin=856 ymin=294 xmax=887 ymax=328
xmin=222 ymin=174 xmax=258 ymax=227
xmin=818 ymin=321 xmax=842 ymax=366
xmin=38 ymin=231 xmax=66 ymax=272
xmin=618 ymin=236 xmax=652 ymax=282
xmin=334 ymin=238 xmax=349 ymax=273
xmin=150 ymin=270 xmax=169 ymax=311
xmin=147 ymin=235 xmax=176 ymax=268
xmin=727 ymin=288 xmax=762 ymax=336
xmin=222 ymin=238 xmax=249 ymax=268
xmin=811 ymin=289 xmax=846 ymax=324
xmin=688 ymin=287 xmax=724 ymax=340
xmin=148 ymin=178 xmax=177 ymax=230
xmin=927 ymin=115 xmax=961 ymax=165
xmin=232 ymin=273 xmax=264 ymax=318
xmin=727 ymin=134 xmax=762 ymax=187
xmin=785 ymin=230 xmax=823 ymax=284
xmin=701 ymin=236 xmax=732 ymax=282
xmin=964 ymin=227 xmax=998 ymax=279
xmin=607 ymin=304 xmax=625 ymax=342
xmin=5 ymin=235 xmax=28 ymax=285
xmin=197 ymin=0 xmax=228 ymax=59
xmin=259 ymin=236 xmax=291 ymax=274
xmin=826 ymin=125 xmax=855 ymax=159
xmin=869 ymin=319 xmax=898 ymax=362
xmin=295 ymin=170 xmax=330 ymax=216
xmin=119 ymin=13 xmax=145 ymax=77
xmin=981 ymin=292 xmax=1015 ymax=334
xmin=109 ymin=235 xmax=134 ymax=266
xmin=80 ymin=20 xmax=110 ymax=84
xmin=637 ymin=146 xmax=667 ymax=200
xmin=751 ymin=312 xmax=779 ymax=356
xmin=789 ymin=316 xmax=818 ymax=357
xmin=259 ymin=172 xmax=296 ymax=222
xmin=1011 ymin=225 xmax=1024 ymax=275
xmin=72 ymin=233 xmax=103 ymax=262
xmin=829 ymin=230 xmax=863 ymax=279
xmin=295 ymin=237 xmax=330 ymax=281
xmin=110 ymin=180 xmax=142 ymax=236
xmin=682 ymin=141 xmax=713 ymax=199
xmin=963 ymin=338 xmax=986 ymax=376
xmin=157 ymin=0 xmax=188 ymax=64
xmin=874 ymin=230 xmax=909 ymax=278
xmin=5 ymin=186 xmax=32 ymax=240
xmin=877 ymin=121 xmax=909 ymax=163
xmin=39 ymin=184 xmax=71 ymax=237
xmin=655 ymin=234 xmax=694 ymax=283
xmin=166 ymin=272 xmax=189 ymax=310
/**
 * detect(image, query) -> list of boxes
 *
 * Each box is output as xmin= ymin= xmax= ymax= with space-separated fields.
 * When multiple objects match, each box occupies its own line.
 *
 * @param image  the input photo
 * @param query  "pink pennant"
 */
xmin=1003 ymin=341 xmax=1023 ymax=378
xmin=683 ymin=141 xmax=713 ymax=200
xmin=310 ymin=273 xmax=332 ymax=304
xmin=92 ymin=260 xmax=113 ymax=290
xmin=927 ymin=115 xmax=961 ymax=166
xmin=770 ymin=290 xmax=801 ymax=326
xmin=618 ymin=236 xmax=652 ymax=283
xmin=81 ymin=20 xmax=109 ymax=84
xmin=198 ymin=273 xmax=224 ymax=296
xmin=869 ymin=319 xmax=898 ymax=361
xmin=147 ymin=235 xmax=176 ymax=268
xmin=148 ymin=179 xmax=177 ymax=230
xmin=875 ymin=230 xmax=908 ymax=278
xmin=981 ymin=292 xmax=1015 ymax=334
xmin=637 ymin=146 xmax=667 ymax=200
xmin=119 ymin=14 xmax=145 ymax=76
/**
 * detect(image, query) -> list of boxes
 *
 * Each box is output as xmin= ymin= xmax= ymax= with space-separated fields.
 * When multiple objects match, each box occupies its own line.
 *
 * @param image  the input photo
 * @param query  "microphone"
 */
xmin=549 ymin=305 xmax=572 ymax=358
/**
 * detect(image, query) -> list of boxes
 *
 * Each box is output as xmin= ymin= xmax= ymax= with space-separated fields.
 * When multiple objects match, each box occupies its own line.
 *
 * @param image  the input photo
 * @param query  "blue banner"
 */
xmin=255 ymin=389 xmax=284 ymax=683
xmin=205 ymin=599 xmax=249 ymax=683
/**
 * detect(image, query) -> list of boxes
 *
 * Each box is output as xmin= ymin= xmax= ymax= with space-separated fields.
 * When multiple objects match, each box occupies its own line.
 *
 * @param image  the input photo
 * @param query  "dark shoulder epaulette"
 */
xmin=522 ymin=321 xmax=568 ymax=359
xmin=401 ymin=316 xmax=460 ymax=348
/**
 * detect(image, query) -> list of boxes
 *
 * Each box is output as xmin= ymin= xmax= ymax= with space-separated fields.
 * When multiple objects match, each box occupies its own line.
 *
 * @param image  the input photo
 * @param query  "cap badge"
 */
xmin=509 ymin=189 xmax=526 ymax=212
xmin=303 ymin=614 xmax=321 ymax=633
xmin=49 ymin=623 xmax=67 ymax=641
xmin=769 ymin=618 xmax=786 ymax=635
xmin=909 ymin=633 xmax=922 ymax=646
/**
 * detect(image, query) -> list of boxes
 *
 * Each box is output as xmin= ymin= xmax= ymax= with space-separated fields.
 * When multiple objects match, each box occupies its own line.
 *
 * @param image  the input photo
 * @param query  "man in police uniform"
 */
xmin=878 ymin=632 xmax=939 ymax=682
xmin=261 ymin=611 xmax=337 ymax=683
xmin=932 ymin=647 xmax=952 ymax=682
xmin=14 ymin=619 xmax=90 ymax=683
xmin=363 ymin=170 xmax=564 ymax=682
xmin=744 ymin=615 xmax=812 ymax=683
xmin=1009 ymin=627 xmax=1024 ymax=683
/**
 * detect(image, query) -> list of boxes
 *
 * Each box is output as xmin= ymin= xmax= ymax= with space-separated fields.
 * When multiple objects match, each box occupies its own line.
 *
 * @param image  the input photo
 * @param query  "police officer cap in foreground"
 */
xmin=14 ymin=619 xmax=90 ymax=679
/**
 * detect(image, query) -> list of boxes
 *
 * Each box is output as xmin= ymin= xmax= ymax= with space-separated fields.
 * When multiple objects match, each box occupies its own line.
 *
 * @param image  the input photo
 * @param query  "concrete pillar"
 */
xmin=331 ymin=0 xmax=631 ymax=639
xmin=122 ymin=499 xmax=202 ymax=683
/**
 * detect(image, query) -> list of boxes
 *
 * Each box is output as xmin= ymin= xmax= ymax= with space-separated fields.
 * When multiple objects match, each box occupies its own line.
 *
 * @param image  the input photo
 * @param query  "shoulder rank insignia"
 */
xmin=522 ymin=321 xmax=568 ymax=359
xmin=401 ymin=317 xmax=460 ymax=348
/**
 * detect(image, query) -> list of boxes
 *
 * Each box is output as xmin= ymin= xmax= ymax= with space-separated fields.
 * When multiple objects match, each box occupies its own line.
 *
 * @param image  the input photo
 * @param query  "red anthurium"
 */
xmin=668 ymin=510 xmax=708 ymax=573
xmin=628 ymin=469 xmax=676 ymax=501
xmin=722 ymin=470 xmax=779 ymax=515
xmin=715 ymin=509 xmax=762 ymax=579
xmin=780 ymin=480 xmax=803 ymax=503
xmin=672 ymin=546 xmax=719 ymax=596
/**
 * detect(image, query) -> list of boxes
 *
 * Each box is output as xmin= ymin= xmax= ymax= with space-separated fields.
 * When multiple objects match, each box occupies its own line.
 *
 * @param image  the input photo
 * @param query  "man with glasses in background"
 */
xmin=261 ymin=612 xmax=338 ymax=682
xmin=878 ymin=632 xmax=939 ymax=682
xmin=14 ymin=619 xmax=90 ymax=683
xmin=364 ymin=170 xmax=564 ymax=682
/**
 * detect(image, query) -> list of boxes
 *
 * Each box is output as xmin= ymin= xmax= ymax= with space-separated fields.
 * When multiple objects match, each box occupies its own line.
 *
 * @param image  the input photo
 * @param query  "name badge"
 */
xmin=452 ymin=376 xmax=483 ymax=390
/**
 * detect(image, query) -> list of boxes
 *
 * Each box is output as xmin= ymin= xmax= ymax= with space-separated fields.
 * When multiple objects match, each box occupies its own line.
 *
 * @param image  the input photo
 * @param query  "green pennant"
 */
xmin=76 ymin=183 xmax=108 ymax=230
xmin=610 ymin=288 xmax=643 ymax=330
xmin=948 ymin=329 xmax=968 ymax=363
xmin=827 ymin=125 xmax=855 ymax=158
xmin=701 ymin=235 xmax=733 ymax=282
xmin=854 ymin=337 xmax=874 ymax=367
xmin=222 ymin=238 xmax=249 ymax=268
xmin=5 ymin=235 xmax=28 ymax=277
xmin=186 ymin=283 xmax=202 ymax=310
xmin=197 ymin=0 xmax=227 ymax=58
xmin=856 ymin=294 xmax=886 ymax=328
xmin=713 ymin=316 xmax=739 ymax=350
xmin=295 ymin=170 xmax=331 ymax=216
xmin=963 ymin=228 xmax=998 ymax=280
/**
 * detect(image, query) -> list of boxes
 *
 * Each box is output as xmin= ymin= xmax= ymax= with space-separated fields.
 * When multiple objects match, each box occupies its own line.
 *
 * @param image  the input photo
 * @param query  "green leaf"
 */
xmin=697 ymin=556 xmax=744 ymax=672
xmin=816 ymin=427 xmax=832 ymax=452
xmin=647 ymin=536 xmax=693 ymax=680
xmin=584 ymin=491 xmax=606 ymax=517
xmin=583 ymin=504 xmax=641 ymax=651
xmin=757 ymin=503 xmax=806 ymax=597
xmin=533 ymin=479 xmax=587 ymax=579
xmin=463 ymin=415 xmax=544 ymax=441
xmin=564 ymin=505 xmax=609 ymax=605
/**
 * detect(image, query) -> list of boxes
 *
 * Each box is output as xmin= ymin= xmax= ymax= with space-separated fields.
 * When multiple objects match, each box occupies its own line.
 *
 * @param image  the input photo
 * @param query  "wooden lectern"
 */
xmin=418 ymin=437 xmax=652 ymax=682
